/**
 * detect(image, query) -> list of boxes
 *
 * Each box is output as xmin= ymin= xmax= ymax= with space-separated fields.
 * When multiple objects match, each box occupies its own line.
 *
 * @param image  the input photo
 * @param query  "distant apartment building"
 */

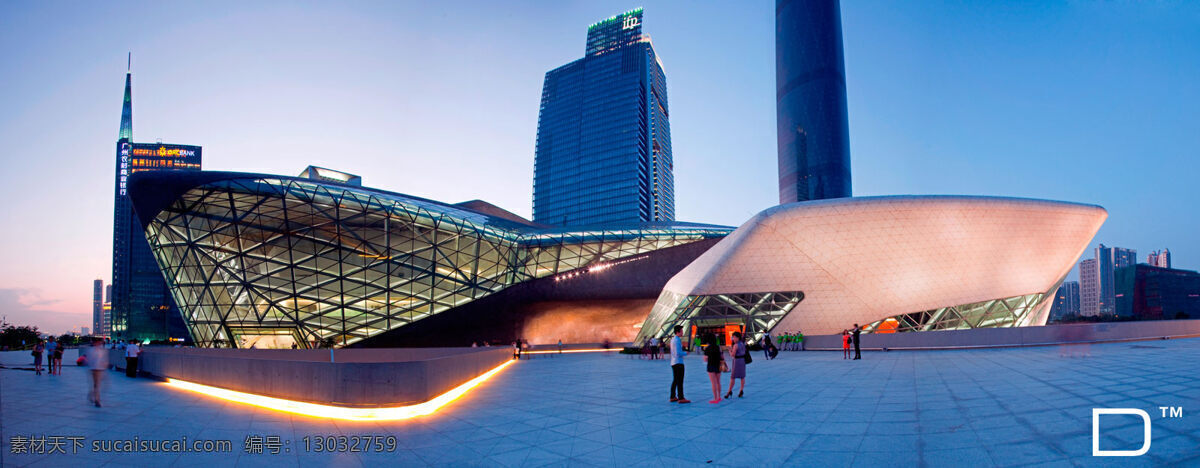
xmin=1147 ymin=248 xmax=1172 ymax=268
xmin=1080 ymin=259 xmax=1099 ymax=316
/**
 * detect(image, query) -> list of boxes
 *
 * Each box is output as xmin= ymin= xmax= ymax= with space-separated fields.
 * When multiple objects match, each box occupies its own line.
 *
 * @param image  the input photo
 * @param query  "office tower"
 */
xmin=92 ymin=279 xmax=103 ymax=334
xmin=103 ymin=284 xmax=112 ymax=335
xmin=1050 ymin=280 xmax=1080 ymax=319
xmin=1116 ymin=264 xmax=1200 ymax=319
xmin=1080 ymin=259 xmax=1098 ymax=316
xmin=109 ymin=56 xmax=202 ymax=343
xmin=1095 ymin=244 xmax=1136 ymax=316
xmin=82 ymin=327 xmax=90 ymax=336
xmin=1147 ymin=249 xmax=1172 ymax=268
xmin=776 ymin=0 xmax=852 ymax=204
xmin=532 ymin=8 xmax=675 ymax=226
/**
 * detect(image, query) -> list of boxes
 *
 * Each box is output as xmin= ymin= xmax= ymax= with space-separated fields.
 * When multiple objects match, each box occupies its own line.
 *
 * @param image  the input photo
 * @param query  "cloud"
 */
xmin=0 ymin=288 xmax=88 ymax=335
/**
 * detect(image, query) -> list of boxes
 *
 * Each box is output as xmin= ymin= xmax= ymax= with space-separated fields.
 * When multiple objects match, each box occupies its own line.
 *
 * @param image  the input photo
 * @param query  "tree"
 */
xmin=0 ymin=324 xmax=42 ymax=349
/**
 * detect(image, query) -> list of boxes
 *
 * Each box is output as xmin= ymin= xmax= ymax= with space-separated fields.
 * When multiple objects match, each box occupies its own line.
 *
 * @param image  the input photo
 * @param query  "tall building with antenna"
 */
xmin=109 ymin=54 xmax=202 ymax=342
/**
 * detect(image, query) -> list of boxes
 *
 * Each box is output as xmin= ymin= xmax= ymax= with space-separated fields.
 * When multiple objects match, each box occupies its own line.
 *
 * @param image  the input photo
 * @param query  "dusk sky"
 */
xmin=1 ymin=1 xmax=1197 ymax=334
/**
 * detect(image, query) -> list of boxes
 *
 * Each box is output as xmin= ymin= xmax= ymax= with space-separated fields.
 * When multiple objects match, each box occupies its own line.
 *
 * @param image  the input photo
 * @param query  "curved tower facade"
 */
xmin=776 ymin=0 xmax=852 ymax=204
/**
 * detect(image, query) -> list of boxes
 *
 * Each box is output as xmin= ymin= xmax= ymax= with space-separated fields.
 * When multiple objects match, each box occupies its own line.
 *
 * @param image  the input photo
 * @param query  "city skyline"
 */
xmin=1 ymin=1 xmax=1198 ymax=333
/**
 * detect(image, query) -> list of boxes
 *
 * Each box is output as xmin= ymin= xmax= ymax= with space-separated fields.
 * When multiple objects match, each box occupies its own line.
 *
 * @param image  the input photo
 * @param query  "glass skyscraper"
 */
xmin=110 ymin=59 xmax=202 ymax=342
xmin=776 ymin=0 xmax=852 ymax=204
xmin=533 ymin=8 xmax=675 ymax=226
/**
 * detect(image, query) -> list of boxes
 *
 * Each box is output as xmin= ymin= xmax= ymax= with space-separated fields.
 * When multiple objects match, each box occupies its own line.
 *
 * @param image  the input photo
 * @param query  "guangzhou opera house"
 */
xmin=128 ymin=172 xmax=1105 ymax=349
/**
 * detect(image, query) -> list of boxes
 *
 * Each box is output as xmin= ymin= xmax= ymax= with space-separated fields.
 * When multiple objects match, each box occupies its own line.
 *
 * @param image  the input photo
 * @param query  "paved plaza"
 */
xmin=2 ymin=339 xmax=1198 ymax=467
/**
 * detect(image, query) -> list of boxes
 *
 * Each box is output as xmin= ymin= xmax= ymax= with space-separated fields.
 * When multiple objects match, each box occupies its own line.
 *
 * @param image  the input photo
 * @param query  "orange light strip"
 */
xmin=523 ymin=348 xmax=621 ymax=355
xmin=163 ymin=359 xmax=514 ymax=421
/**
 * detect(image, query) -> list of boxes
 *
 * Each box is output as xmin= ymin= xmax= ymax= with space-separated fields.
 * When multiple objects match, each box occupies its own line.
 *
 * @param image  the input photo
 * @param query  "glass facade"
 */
xmin=133 ymin=173 xmax=728 ymax=348
xmin=109 ymin=68 xmax=202 ymax=343
xmin=776 ymin=0 xmax=851 ymax=203
xmin=636 ymin=291 xmax=804 ymax=344
xmin=862 ymin=292 xmax=1051 ymax=333
xmin=533 ymin=8 xmax=674 ymax=226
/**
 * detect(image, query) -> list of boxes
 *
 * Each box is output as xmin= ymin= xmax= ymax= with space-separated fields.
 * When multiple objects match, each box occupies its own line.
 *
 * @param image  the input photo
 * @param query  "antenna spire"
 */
xmin=127 ymin=52 xmax=131 ymax=72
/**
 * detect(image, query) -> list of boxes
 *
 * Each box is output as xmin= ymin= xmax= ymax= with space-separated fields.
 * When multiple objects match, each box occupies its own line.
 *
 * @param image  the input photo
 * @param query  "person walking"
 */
xmin=668 ymin=326 xmax=690 ymax=404
xmin=124 ymin=341 xmax=141 ymax=377
xmin=724 ymin=331 xmax=748 ymax=399
xmin=32 ymin=340 xmax=45 ymax=375
xmin=702 ymin=333 xmax=724 ymax=404
xmin=852 ymin=324 xmax=862 ymax=360
xmin=85 ymin=339 xmax=108 ymax=407
xmin=762 ymin=335 xmax=774 ymax=360
xmin=842 ymin=330 xmax=851 ymax=359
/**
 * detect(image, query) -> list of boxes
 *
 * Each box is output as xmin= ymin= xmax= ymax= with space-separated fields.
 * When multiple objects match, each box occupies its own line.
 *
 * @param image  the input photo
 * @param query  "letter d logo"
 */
xmin=1092 ymin=408 xmax=1151 ymax=456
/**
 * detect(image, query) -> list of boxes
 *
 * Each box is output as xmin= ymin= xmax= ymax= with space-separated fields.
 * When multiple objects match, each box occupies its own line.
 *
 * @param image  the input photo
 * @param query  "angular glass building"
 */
xmin=127 ymin=171 xmax=729 ymax=348
xmin=533 ymin=8 xmax=675 ymax=226
xmin=110 ymin=61 xmax=202 ymax=342
xmin=776 ymin=0 xmax=852 ymax=203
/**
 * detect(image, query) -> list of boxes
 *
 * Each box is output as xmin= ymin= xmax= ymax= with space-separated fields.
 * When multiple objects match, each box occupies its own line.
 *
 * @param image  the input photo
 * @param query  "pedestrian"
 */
xmin=668 ymin=326 xmax=690 ymax=404
xmin=32 ymin=340 xmax=45 ymax=375
xmin=45 ymin=337 xmax=58 ymax=375
xmin=124 ymin=341 xmax=141 ymax=377
xmin=761 ymin=335 xmax=773 ymax=360
xmin=649 ymin=336 xmax=660 ymax=360
xmin=703 ymin=333 xmax=724 ymax=404
xmin=512 ymin=340 xmax=520 ymax=360
xmin=852 ymin=324 xmax=862 ymax=360
xmin=557 ymin=339 xmax=563 ymax=354
xmin=53 ymin=340 xmax=64 ymax=375
xmin=85 ymin=339 xmax=108 ymax=407
xmin=724 ymin=331 xmax=747 ymax=399
xmin=842 ymin=330 xmax=851 ymax=359
xmin=797 ymin=330 xmax=805 ymax=351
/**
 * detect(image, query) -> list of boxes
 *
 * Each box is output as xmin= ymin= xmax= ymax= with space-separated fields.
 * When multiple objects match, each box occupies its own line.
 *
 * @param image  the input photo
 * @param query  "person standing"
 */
xmin=761 ymin=335 xmax=774 ymax=361
xmin=668 ymin=326 xmax=690 ymax=404
xmin=724 ymin=332 xmax=747 ymax=399
xmin=85 ymin=339 xmax=108 ymax=407
xmin=842 ymin=330 xmax=851 ymax=359
xmin=124 ymin=341 xmax=141 ymax=377
xmin=852 ymin=324 xmax=862 ymax=360
xmin=702 ymin=333 xmax=724 ymax=404
xmin=32 ymin=341 xmax=45 ymax=375
xmin=52 ymin=340 xmax=64 ymax=375
xmin=45 ymin=338 xmax=58 ymax=375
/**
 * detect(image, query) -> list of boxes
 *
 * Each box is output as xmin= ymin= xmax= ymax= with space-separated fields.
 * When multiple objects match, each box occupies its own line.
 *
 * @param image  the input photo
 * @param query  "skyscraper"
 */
xmin=1050 ymin=280 xmax=1080 ymax=320
xmin=92 ymin=279 xmax=103 ymax=335
xmin=109 ymin=56 xmax=202 ymax=343
xmin=1080 ymin=259 xmax=1098 ymax=316
xmin=776 ymin=0 xmax=852 ymax=204
xmin=532 ymin=8 xmax=675 ymax=226
xmin=1095 ymin=244 xmax=1137 ymax=316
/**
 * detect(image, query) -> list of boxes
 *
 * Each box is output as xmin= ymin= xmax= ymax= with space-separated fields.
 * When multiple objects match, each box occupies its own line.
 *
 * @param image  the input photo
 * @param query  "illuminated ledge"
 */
xmin=523 ymin=348 xmax=621 ymax=355
xmin=163 ymin=359 xmax=514 ymax=421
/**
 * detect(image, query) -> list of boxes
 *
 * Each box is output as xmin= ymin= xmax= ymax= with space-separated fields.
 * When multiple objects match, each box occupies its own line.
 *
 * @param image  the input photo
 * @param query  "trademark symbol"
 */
xmin=1159 ymin=406 xmax=1184 ymax=418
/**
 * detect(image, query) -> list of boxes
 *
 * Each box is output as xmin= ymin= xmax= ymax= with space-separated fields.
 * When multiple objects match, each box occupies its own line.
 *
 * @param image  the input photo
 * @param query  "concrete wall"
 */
xmin=109 ymin=347 xmax=511 ymax=407
xmin=803 ymin=319 xmax=1200 ymax=351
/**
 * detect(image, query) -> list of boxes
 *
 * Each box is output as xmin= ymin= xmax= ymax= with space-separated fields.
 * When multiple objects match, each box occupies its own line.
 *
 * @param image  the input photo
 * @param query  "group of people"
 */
xmin=640 ymin=337 xmax=663 ymax=359
xmin=666 ymin=326 xmax=751 ymax=405
xmin=29 ymin=337 xmax=65 ymax=376
xmin=841 ymin=324 xmax=862 ymax=360
xmin=776 ymin=331 xmax=805 ymax=351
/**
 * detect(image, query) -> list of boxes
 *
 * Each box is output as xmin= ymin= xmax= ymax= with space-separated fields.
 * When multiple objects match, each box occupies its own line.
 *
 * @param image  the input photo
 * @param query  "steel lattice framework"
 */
xmin=637 ymin=291 xmax=804 ymax=343
xmin=863 ymin=292 xmax=1050 ymax=333
xmin=141 ymin=176 xmax=729 ymax=348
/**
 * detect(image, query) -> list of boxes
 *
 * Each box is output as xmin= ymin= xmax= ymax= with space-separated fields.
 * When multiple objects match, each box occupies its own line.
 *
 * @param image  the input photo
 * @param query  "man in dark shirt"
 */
xmin=852 ymin=324 xmax=862 ymax=360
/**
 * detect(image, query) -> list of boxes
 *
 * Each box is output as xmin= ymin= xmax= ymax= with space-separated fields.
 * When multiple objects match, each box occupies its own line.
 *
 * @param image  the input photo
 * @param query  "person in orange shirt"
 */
xmin=842 ymin=330 xmax=851 ymax=360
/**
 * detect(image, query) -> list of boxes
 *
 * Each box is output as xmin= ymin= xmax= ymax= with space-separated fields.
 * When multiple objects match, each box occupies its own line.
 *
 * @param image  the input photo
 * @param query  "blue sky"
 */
xmin=1 ymin=1 xmax=1196 ymax=333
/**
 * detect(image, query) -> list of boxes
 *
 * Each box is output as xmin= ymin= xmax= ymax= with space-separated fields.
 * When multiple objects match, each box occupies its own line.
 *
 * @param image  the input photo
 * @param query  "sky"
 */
xmin=0 ymin=1 xmax=1197 ymax=334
